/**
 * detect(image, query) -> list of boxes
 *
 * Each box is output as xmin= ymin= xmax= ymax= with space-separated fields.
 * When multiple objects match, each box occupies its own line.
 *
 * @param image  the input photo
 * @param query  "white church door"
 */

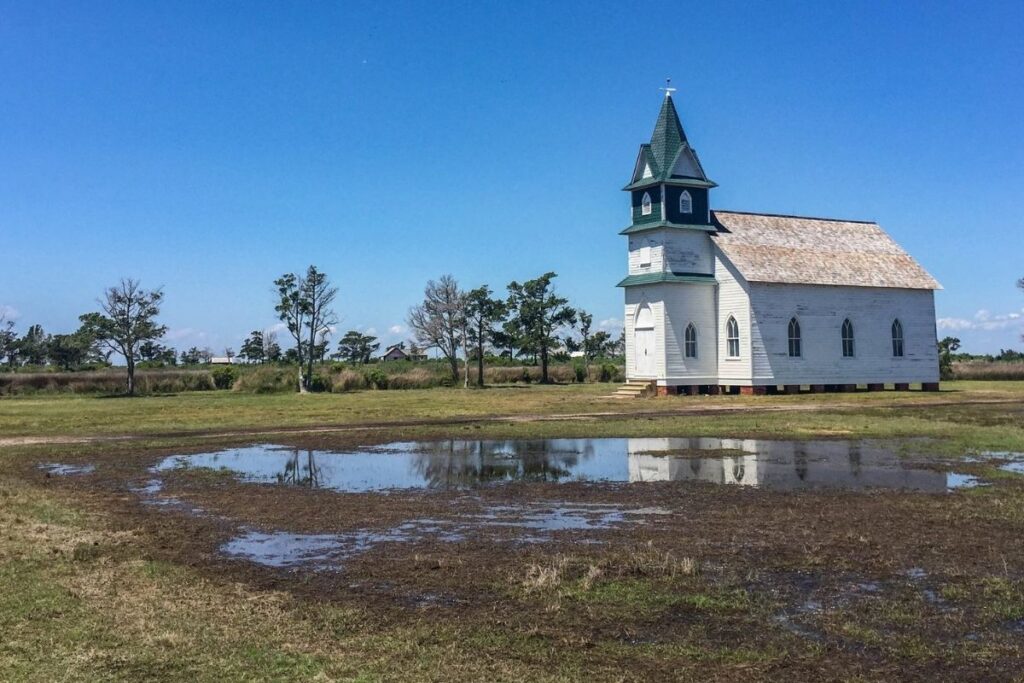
xmin=634 ymin=304 xmax=656 ymax=377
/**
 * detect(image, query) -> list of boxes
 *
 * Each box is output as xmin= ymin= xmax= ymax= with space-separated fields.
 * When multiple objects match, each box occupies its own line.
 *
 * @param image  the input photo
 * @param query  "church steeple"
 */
xmin=621 ymin=86 xmax=717 ymax=234
xmin=649 ymin=92 xmax=688 ymax=176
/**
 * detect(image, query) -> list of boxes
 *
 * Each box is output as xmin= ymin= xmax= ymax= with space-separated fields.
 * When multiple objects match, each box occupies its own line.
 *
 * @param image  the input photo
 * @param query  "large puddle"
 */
xmin=155 ymin=437 xmax=981 ymax=493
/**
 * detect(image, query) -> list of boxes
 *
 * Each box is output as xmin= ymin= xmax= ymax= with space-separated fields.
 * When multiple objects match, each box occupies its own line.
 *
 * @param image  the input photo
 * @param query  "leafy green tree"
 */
xmin=407 ymin=274 xmax=465 ymax=383
xmin=46 ymin=326 xmax=102 ymax=371
xmin=938 ymin=336 xmax=961 ymax=380
xmin=464 ymin=285 xmax=507 ymax=386
xmin=506 ymin=272 xmax=577 ymax=383
xmin=0 ymin=316 xmax=17 ymax=368
xmin=139 ymin=341 xmax=176 ymax=365
xmin=79 ymin=279 xmax=167 ymax=396
xmin=334 ymin=330 xmax=379 ymax=364
xmin=180 ymin=347 xmax=213 ymax=365
xmin=19 ymin=324 xmax=48 ymax=366
xmin=586 ymin=330 xmax=614 ymax=359
xmin=275 ymin=266 xmax=338 ymax=392
xmin=240 ymin=330 xmax=266 ymax=364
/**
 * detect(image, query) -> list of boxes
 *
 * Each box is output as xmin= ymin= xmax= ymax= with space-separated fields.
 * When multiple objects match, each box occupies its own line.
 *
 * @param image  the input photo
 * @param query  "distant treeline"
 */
xmin=0 ymin=268 xmax=625 ymax=395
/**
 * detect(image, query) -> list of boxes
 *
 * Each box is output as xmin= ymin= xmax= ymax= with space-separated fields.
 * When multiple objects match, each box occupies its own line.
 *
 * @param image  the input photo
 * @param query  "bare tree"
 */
xmin=79 ymin=278 xmax=167 ymax=396
xmin=407 ymin=274 xmax=465 ymax=383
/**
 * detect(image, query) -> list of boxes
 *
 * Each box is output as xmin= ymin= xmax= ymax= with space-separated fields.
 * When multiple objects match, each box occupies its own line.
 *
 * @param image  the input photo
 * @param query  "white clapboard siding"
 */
xmin=628 ymin=230 xmax=714 ymax=276
xmin=714 ymin=249 xmax=753 ymax=382
xmin=747 ymin=283 xmax=939 ymax=385
xmin=624 ymin=289 xmax=667 ymax=379
xmin=662 ymin=283 xmax=719 ymax=384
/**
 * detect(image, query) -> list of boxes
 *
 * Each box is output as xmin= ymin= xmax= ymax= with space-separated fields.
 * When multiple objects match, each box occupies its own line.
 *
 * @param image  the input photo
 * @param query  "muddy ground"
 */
xmin=10 ymin=429 xmax=1024 ymax=682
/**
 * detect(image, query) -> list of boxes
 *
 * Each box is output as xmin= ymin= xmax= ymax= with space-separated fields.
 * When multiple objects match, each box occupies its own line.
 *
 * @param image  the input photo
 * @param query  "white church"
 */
xmin=619 ymin=91 xmax=941 ymax=396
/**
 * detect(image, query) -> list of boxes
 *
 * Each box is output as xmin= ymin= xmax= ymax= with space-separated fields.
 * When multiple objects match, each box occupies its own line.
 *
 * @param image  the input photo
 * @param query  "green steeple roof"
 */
xmin=624 ymin=93 xmax=715 ymax=190
xmin=650 ymin=94 xmax=687 ymax=173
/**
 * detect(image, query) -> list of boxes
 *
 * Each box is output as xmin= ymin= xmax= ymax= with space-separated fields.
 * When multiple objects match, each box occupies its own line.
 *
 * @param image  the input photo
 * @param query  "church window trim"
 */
xmin=684 ymin=322 xmax=698 ymax=359
xmin=891 ymin=319 xmax=905 ymax=357
xmin=641 ymin=192 xmax=652 ymax=216
xmin=726 ymin=316 xmax=740 ymax=358
xmin=841 ymin=318 xmax=855 ymax=358
xmin=679 ymin=190 xmax=693 ymax=214
xmin=788 ymin=317 xmax=802 ymax=358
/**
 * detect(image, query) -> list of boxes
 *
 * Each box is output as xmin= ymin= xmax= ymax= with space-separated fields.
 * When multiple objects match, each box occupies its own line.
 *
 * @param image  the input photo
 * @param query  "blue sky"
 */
xmin=1 ymin=1 xmax=1022 ymax=355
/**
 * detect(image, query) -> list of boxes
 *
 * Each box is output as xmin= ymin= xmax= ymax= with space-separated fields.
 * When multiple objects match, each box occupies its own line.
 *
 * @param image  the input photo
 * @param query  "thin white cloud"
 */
xmin=0 ymin=304 xmax=19 ymax=321
xmin=598 ymin=317 xmax=624 ymax=333
xmin=937 ymin=308 xmax=1024 ymax=332
xmin=389 ymin=324 xmax=406 ymax=335
xmin=165 ymin=327 xmax=208 ymax=341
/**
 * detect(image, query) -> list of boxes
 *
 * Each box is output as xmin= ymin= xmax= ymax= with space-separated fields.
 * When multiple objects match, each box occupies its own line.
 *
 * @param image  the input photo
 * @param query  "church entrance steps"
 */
xmin=610 ymin=379 xmax=657 ymax=399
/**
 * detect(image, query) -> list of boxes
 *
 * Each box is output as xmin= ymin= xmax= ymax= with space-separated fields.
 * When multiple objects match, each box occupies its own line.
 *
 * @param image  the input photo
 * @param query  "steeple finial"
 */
xmin=659 ymin=78 xmax=677 ymax=98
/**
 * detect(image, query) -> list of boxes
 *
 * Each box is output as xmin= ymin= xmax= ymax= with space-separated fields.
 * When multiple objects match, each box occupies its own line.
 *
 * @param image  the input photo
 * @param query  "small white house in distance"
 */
xmin=209 ymin=356 xmax=235 ymax=365
xmin=619 ymin=92 xmax=941 ymax=395
xmin=379 ymin=345 xmax=427 ymax=362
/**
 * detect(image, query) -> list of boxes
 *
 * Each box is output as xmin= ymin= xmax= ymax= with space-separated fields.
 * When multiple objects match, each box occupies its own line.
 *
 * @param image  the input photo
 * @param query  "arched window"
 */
xmin=891 ymin=319 xmax=904 ymax=357
xmin=726 ymin=316 xmax=740 ymax=358
xmin=684 ymin=323 xmax=697 ymax=358
xmin=788 ymin=317 xmax=802 ymax=357
xmin=641 ymin=191 xmax=652 ymax=216
xmin=679 ymin=190 xmax=693 ymax=214
xmin=841 ymin=318 xmax=855 ymax=357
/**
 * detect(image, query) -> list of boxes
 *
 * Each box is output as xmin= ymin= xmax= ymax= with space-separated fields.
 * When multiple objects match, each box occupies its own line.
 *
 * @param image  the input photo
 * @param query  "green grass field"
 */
xmin=1 ymin=381 xmax=1023 ymax=681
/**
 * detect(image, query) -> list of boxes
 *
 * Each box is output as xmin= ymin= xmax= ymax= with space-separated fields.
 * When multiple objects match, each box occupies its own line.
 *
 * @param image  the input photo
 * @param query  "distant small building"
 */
xmin=380 ymin=345 xmax=427 ymax=362
xmin=209 ymin=357 xmax=235 ymax=365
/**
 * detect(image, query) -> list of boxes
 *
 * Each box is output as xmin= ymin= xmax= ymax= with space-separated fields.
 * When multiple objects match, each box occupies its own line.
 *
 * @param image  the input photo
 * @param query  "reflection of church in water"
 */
xmin=627 ymin=438 xmax=948 ymax=492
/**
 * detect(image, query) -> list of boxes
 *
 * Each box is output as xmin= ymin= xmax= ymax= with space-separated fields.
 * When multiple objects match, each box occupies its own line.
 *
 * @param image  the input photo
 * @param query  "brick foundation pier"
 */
xmin=921 ymin=382 xmax=940 ymax=392
xmin=867 ymin=383 xmax=885 ymax=391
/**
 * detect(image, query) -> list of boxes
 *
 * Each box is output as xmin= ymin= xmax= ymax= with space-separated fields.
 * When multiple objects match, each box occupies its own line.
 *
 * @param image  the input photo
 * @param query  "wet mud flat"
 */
xmin=30 ymin=437 xmax=1024 ymax=681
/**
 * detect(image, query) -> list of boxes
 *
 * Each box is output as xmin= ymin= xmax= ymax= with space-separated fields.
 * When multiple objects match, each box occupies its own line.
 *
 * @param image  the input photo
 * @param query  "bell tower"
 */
xmin=617 ymin=84 xmax=720 ymax=386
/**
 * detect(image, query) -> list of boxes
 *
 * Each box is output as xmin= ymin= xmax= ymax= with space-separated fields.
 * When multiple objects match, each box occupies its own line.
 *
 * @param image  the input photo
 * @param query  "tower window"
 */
xmin=679 ymin=190 xmax=692 ymax=214
xmin=841 ymin=318 xmax=855 ymax=357
xmin=684 ymin=323 xmax=697 ymax=358
xmin=641 ymin=192 xmax=652 ymax=216
xmin=788 ymin=317 xmax=802 ymax=357
xmin=726 ymin=316 xmax=740 ymax=358
xmin=639 ymin=243 xmax=652 ymax=267
xmin=891 ymin=319 xmax=904 ymax=357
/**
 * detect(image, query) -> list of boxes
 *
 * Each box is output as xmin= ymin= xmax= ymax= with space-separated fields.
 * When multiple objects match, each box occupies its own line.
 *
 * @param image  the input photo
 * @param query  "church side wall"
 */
xmin=747 ymin=283 xmax=940 ymax=385
xmin=662 ymin=283 xmax=718 ymax=384
xmin=714 ymin=249 xmax=753 ymax=383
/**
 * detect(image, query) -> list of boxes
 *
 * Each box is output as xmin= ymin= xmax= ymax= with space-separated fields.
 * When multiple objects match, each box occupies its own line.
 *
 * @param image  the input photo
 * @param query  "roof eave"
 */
xmin=620 ymin=221 xmax=718 ymax=235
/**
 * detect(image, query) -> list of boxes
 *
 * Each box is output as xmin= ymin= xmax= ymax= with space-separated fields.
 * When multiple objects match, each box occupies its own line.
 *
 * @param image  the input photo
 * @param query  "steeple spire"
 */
xmin=649 ymin=87 xmax=688 ymax=174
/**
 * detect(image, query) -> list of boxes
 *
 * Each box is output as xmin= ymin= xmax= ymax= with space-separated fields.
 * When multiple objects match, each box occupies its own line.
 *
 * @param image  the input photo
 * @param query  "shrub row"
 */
xmin=0 ymin=361 xmax=626 ymax=396
xmin=952 ymin=361 xmax=1024 ymax=381
xmin=0 ymin=370 xmax=215 ymax=396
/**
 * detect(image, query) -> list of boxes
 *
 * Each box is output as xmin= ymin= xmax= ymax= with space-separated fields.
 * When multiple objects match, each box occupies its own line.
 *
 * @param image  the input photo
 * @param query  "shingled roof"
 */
xmin=711 ymin=211 xmax=941 ymax=290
